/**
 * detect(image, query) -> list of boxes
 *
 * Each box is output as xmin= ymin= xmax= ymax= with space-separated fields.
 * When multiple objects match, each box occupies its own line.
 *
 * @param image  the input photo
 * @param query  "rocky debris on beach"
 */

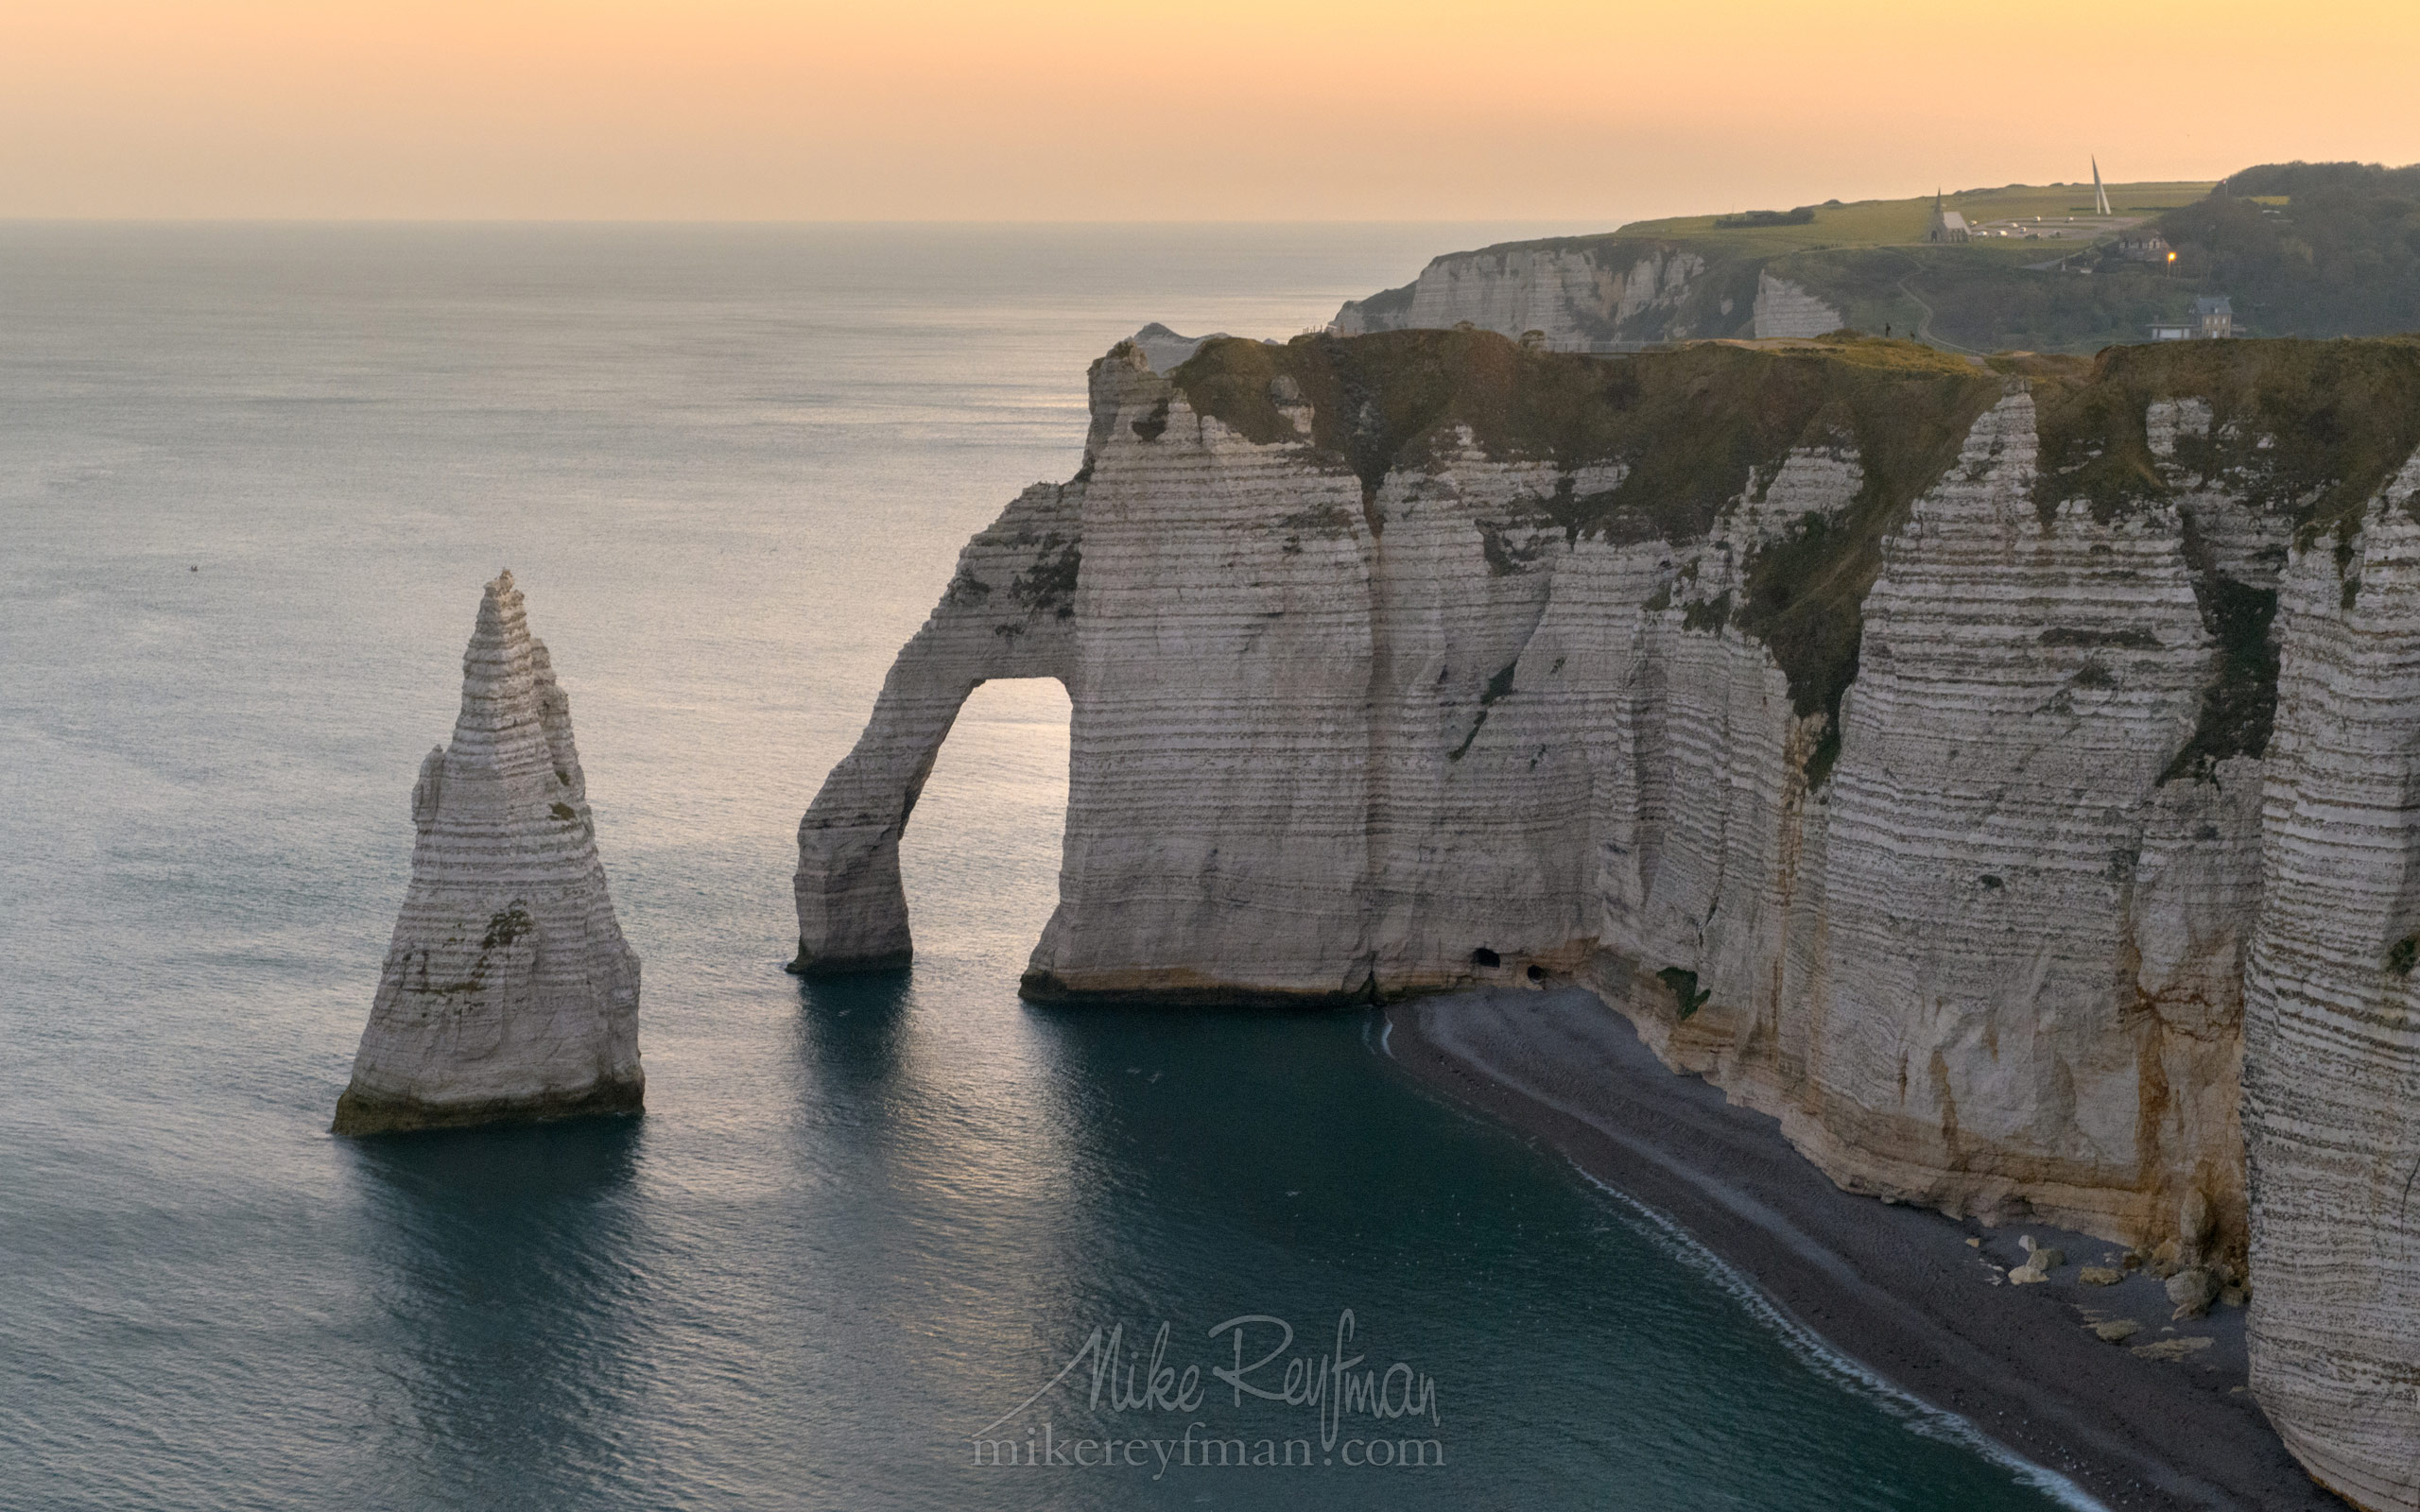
xmin=2091 ymin=1318 xmax=2143 ymax=1343
xmin=2178 ymin=1188 xmax=2218 ymax=1266
xmin=2009 ymin=1235 xmax=2066 ymax=1284
xmin=2133 ymin=1334 xmax=2216 ymax=1363
xmin=2168 ymin=1267 xmax=2221 ymax=1319
xmin=333 ymin=571 xmax=644 ymax=1135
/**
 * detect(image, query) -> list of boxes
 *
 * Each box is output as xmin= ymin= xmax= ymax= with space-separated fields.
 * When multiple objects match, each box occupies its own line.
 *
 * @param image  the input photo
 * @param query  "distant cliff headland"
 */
xmin=799 ymin=322 xmax=2420 ymax=1508
xmin=1333 ymin=161 xmax=2420 ymax=355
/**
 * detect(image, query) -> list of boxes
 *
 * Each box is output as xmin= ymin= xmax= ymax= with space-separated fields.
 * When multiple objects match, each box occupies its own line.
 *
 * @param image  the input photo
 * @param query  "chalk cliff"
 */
xmin=2243 ymin=462 xmax=2420 ymax=1512
xmin=1331 ymin=243 xmax=1839 ymax=347
xmin=1128 ymin=322 xmax=1224 ymax=372
xmin=1752 ymin=272 xmax=1846 ymax=338
xmin=800 ymin=330 xmax=2420 ymax=1505
xmin=1335 ymin=241 xmax=1736 ymax=350
xmin=336 ymin=572 xmax=643 ymax=1135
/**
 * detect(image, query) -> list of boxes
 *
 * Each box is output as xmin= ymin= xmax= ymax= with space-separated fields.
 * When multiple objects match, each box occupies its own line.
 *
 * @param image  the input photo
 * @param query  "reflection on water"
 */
xmin=794 ymin=969 xmax=917 ymax=1089
xmin=343 ymin=1122 xmax=649 ymax=1510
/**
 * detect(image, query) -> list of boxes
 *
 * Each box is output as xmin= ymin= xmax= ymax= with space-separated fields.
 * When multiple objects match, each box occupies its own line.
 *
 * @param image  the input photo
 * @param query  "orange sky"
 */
xmin=3 ymin=0 xmax=2414 ymax=219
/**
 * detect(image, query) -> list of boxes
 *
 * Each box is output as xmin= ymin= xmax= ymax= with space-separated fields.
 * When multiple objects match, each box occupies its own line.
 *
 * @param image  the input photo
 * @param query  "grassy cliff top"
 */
xmin=1173 ymin=327 xmax=2420 ymax=545
xmin=1462 ymin=181 xmax=2216 ymax=261
xmin=1169 ymin=327 xmax=1992 ymax=502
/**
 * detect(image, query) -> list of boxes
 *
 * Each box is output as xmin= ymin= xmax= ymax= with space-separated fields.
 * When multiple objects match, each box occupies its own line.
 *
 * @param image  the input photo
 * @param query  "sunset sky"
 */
xmin=5 ymin=0 xmax=2415 ymax=220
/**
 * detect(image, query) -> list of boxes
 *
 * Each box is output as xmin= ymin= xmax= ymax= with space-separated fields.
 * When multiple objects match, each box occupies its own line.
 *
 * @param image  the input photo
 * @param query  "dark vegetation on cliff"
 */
xmin=1877 ymin=162 xmax=2420 ymax=351
xmin=1715 ymin=207 xmax=1816 ymax=229
xmin=2025 ymin=336 xmax=2420 ymax=777
xmin=1170 ymin=329 xmax=2420 ymax=782
xmin=1780 ymin=247 xmax=2201 ymax=353
xmin=1171 ymin=328 xmax=2003 ymax=764
xmin=2027 ymin=337 xmax=2420 ymax=535
xmin=2167 ymin=163 xmax=2420 ymax=338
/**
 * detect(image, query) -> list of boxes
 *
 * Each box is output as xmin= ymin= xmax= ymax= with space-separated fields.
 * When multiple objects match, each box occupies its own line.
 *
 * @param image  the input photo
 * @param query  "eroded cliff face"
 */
xmin=337 ymin=573 xmax=642 ymax=1134
xmin=2243 ymin=465 xmax=2420 ymax=1512
xmin=1331 ymin=242 xmax=1851 ymax=348
xmin=1662 ymin=391 xmax=2253 ymax=1250
xmin=799 ymin=330 xmax=2420 ymax=1507
xmin=1752 ymin=272 xmax=1845 ymax=338
xmin=1334 ymin=242 xmax=1735 ymax=350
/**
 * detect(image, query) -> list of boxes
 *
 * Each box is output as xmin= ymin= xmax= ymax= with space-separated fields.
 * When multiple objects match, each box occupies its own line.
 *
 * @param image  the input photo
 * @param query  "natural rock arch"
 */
xmin=791 ymin=482 xmax=1080 ymax=974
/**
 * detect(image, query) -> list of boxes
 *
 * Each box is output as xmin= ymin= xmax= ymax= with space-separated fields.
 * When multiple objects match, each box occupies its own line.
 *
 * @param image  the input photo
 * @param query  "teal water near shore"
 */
xmin=2 ymin=223 xmax=2078 ymax=1509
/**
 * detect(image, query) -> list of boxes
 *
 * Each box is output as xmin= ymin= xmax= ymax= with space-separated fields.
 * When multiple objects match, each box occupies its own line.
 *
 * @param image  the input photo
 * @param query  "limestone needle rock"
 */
xmin=334 ymin=572 xmax=642 ymax=1135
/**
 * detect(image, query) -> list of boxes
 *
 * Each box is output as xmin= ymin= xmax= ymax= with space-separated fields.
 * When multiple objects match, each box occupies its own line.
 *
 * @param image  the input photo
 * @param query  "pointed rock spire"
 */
xmin=334 ymin=571 xmax=643 ymax=1135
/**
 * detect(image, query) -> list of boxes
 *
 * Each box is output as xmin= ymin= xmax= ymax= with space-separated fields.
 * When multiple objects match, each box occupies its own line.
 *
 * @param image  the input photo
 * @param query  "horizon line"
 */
xmin=0 ymin=215 xmax=1635 ymax=226
xmin=0 ymin=182 xmax=2234 ymax=230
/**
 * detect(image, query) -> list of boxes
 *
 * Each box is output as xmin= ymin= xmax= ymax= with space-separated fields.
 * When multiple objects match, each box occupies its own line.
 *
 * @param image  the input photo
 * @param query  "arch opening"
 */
xmin=895 ymin=678 xmax=1073 ymax=974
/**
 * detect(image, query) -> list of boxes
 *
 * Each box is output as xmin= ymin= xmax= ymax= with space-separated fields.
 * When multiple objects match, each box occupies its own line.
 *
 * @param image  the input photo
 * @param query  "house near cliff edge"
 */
xmin=1926 ymin=192 xmax=1970 ymax=244
xmin=2149 ymin=296 xmax=2236 ymax=341
xmin=2114 ymin=227 xmax=2173 ymax=263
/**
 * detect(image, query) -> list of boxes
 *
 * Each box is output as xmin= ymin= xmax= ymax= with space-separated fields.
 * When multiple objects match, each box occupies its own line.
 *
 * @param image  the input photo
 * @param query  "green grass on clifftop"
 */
xmin=1512 ymin=181 xmax=2212 ymax=260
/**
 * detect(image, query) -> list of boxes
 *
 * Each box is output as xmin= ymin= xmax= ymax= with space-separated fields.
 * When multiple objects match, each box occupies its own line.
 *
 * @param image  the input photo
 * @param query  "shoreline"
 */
xmin=1384 ymin=987 xmax=2342 ymax=1512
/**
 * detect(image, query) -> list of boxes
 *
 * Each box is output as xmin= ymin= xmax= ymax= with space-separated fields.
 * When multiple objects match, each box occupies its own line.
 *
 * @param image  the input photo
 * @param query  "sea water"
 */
xmin=0 ymin=223 xmax=2077 ymax=1510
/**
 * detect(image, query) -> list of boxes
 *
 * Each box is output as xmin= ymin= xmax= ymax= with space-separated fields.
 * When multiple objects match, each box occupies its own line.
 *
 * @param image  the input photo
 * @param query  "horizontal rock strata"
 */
xmin=336 ymin=572 xmax=642 ymax=1135
xmin=802 ymin=329 xmax=2420 ymax=1503
xmin=1752 ymin=271 xmax=1845 ymax=338
xmin=1332 ymin=241 xmax=1845 ymax=349
xmin=2244 ymin=460 xmax=2420 ymax=1512
xmin=1333 ymin=241 xmax=1727 ymax=350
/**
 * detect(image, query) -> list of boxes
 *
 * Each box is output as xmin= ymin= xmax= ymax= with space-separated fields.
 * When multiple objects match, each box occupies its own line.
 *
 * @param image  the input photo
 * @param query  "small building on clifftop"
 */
xmin=1926 ymin=193 xmax=1970 ymax=244
xmin=2151 ymin=296 xmax=2237 ymax=341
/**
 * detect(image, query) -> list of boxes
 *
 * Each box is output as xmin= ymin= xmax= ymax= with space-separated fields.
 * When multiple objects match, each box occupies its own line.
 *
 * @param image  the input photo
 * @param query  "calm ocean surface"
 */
xmin=0 ymin=223 xmax=2080 ymax=1510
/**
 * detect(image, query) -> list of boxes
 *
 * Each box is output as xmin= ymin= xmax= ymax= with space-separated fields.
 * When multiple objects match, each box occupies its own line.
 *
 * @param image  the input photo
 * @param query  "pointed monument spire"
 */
xmin=334 ymin=571 xmax=643 ymax=1135
xmin=2092 ymin=157 xmax=2112 ymax=216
